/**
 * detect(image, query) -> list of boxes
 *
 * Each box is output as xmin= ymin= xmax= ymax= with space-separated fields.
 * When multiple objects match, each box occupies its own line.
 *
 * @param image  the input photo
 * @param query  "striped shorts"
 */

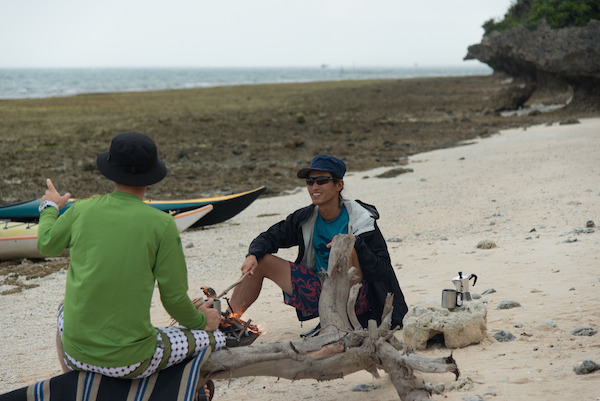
xmin=57 ymin=305 xmax=226 ymax=379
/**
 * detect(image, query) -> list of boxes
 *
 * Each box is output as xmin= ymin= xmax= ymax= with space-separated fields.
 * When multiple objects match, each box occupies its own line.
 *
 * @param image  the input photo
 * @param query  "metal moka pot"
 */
xmin=452 ymin=271 xmax=477 ymax=301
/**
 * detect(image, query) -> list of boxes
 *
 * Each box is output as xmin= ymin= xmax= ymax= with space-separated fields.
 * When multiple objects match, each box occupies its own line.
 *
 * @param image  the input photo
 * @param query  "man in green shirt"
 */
xmin=37 ymin=132 xmax=223 ymax=381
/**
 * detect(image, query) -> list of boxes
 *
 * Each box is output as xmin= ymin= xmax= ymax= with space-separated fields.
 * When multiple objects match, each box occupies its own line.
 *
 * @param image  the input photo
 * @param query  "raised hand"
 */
xmin=42 ymin=178 xmax=71 ymax=209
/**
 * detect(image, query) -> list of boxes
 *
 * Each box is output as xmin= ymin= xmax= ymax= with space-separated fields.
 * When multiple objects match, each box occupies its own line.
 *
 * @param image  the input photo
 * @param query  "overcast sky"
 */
xmin=0 ymin=0 xmax=513 ymax=68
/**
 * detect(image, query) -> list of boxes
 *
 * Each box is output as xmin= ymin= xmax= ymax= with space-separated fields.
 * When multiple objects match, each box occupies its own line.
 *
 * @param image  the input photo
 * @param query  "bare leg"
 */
xmin=229 ymin=254 xmax=292 ymax=315
xmin=56 ymin=329 xmax=70 ymax=373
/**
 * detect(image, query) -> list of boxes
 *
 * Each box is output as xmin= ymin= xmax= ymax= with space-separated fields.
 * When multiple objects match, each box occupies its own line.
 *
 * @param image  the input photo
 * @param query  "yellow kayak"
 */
xmin=0 ymin=205 xmax=212 ymax=260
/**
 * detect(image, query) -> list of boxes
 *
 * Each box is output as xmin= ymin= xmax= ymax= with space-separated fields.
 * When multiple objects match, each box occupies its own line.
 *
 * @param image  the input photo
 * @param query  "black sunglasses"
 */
xmin=306 ymin=176 xmax=335 ymax=186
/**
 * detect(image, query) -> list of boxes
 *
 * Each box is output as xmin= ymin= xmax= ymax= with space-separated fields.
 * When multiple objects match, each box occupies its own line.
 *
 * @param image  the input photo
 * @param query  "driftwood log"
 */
xmin=199 ymin=235 xmax=459 ymax=400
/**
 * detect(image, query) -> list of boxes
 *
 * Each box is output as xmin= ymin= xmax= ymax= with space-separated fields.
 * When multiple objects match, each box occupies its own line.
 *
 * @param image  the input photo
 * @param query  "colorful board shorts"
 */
xmin=57 ymin=304 xmax=226 ymax=379
xmin=284 ymin=262 xmax=371 ymax=317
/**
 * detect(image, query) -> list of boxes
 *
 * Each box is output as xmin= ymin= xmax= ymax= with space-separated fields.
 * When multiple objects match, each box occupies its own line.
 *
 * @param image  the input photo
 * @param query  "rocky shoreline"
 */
xmin=466 ymin=20 xmax=600 ymax=111
xmin=1 ymin=73 xmax=594 ymax=204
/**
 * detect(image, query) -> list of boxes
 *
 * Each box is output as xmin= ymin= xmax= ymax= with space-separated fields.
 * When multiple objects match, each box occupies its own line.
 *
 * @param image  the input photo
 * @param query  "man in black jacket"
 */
xmin=229 ymin=155 xmax=408 ymax=329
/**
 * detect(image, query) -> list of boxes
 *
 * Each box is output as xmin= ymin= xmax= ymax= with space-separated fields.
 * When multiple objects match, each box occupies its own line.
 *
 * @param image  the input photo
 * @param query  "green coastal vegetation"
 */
xmin=483 ymin=0 xmax=600 ymax=34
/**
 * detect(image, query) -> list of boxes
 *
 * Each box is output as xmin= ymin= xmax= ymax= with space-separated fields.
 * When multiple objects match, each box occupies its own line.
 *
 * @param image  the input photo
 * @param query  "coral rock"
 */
xmin=402 ymin=301 xmax=487 ymax=350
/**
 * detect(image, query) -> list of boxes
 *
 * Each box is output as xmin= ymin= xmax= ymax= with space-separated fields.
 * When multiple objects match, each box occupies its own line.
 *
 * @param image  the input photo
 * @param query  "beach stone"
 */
xmin=476 ymin=239 xmax=497 ymax=249
xmin=494 ymin=330 xmax=516 ymax=342
xmin=351 ymin=384 xmax=381 ymax=392
xmin=402 ymin=302 xmax=487 ymax=350
xmin=586 ymin=220 xmax=595 ymax=228
xmin=574 ymin=359 xmax=600 ymax=375
xmin=495 ymin=300 xmax=521 ymax=310
xmin=481 ymin=288 xmax=496 ymax=295
xmin=570 ymin=227 xmax=595 ymax=235
xmin=571 ymin=327 xmax=598 ymax=336
xmin=375 ymin=167 xmax=413 ymax=178
xmin=535 ymin=320 xmax=558 ymax=330
xmin=427 ymin=377 xmax=474 ymax=393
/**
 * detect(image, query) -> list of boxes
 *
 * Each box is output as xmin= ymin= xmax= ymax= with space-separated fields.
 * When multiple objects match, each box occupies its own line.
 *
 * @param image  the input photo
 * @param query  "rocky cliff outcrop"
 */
xmin=465 ymin=19 xmax=600 ymax=111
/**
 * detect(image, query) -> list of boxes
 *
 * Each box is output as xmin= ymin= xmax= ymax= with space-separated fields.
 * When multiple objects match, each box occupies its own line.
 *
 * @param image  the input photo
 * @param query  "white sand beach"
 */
xmin=1 ymin=118 xmax=599 ymax=400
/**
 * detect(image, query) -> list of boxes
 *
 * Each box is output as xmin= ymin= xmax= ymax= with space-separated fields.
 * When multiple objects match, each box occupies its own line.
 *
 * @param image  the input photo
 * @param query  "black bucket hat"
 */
xmin=96 ymin=132 xmax=167 ymax=186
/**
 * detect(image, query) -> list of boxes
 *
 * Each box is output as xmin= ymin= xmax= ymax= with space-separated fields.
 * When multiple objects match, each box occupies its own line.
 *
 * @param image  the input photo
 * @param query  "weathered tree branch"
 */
xmin=318 ymin=234 xmax=355 ymax=333
xmin=347 ymin=280 xmax=362 ymax=330
xmin=216 ymin=271 xmax=250 ymax=299
xmin=198 ymin=234 xmax=458 ymax=400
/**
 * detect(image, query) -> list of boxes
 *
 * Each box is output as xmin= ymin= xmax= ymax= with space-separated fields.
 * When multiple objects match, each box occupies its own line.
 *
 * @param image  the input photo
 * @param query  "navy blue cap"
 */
xmin=297 ymin=155 xmax=346 ymax=179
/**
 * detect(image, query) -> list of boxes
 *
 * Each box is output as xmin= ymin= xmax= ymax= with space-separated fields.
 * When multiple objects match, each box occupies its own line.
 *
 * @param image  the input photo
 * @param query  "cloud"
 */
xmin=0 ymin=0 xmax=513 ymax=67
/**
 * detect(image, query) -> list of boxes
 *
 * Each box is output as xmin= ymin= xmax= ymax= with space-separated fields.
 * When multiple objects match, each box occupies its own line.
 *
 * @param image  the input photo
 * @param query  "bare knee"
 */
xmin=253 ymin=254 xmax=293 ymax=296
xmin=253 ymin=254 xmax=281 ymax=276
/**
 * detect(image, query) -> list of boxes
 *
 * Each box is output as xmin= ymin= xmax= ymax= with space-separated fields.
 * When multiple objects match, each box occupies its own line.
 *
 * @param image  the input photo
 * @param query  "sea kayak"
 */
xmin=0 ymin=205 xmax=212 ymax=260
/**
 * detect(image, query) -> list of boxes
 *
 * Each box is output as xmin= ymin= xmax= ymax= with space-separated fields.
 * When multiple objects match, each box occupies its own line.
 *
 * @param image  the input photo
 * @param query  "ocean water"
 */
xmin=0 ymin=65 xmax=492 ymax=100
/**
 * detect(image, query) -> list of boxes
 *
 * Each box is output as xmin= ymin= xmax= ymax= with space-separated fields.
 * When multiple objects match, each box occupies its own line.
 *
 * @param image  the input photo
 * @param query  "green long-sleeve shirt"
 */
xmin=38 ymin=191 xmax=206 ymax=367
